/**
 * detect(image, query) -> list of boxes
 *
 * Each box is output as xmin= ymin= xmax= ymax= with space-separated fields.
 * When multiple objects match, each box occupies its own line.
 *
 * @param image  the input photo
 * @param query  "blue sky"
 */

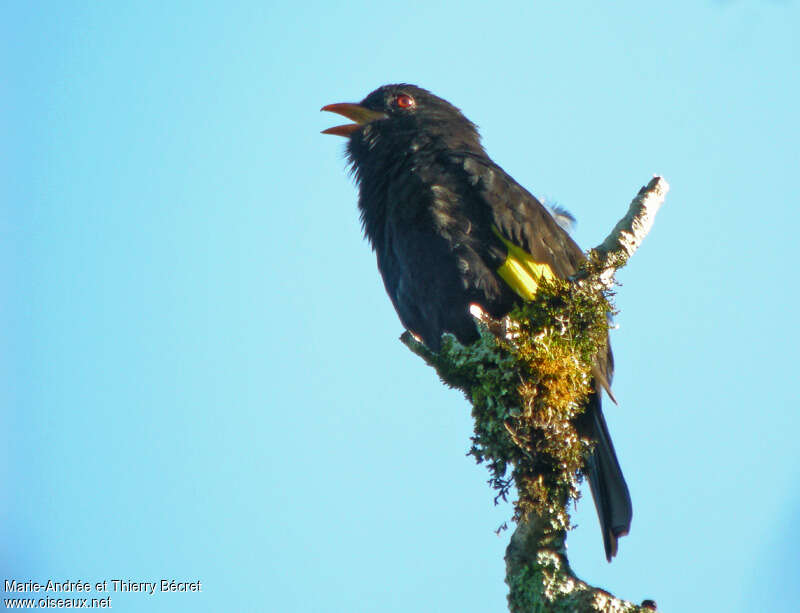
xmin=3 ymin=1 xmax=799 ymax=611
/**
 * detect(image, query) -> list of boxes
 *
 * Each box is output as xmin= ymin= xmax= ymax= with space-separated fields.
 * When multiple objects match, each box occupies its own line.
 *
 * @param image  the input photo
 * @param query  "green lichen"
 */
xmin=401 ymin=268 xmax=614 ymax=529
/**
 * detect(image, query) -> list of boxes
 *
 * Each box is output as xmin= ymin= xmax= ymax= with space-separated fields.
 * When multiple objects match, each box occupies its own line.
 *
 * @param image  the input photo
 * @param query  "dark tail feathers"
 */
xmin=578 ymin=388 xmax=632 ymax=562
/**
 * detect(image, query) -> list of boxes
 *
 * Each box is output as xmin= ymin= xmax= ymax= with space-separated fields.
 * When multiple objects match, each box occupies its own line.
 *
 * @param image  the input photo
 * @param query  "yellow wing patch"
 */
xmin=493 ymin=226 xmax=554 ymax=301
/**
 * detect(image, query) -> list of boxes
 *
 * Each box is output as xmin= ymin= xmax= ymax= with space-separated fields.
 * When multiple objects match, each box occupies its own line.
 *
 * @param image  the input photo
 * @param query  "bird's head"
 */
xmin=321 ymin=84 xmax=483 ymax=169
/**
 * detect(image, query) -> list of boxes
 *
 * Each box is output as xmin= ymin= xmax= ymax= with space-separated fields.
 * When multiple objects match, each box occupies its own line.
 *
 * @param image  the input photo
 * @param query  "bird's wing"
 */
xmin=457 ymin=154 xmax=586 ymax=281
xmin=453 ymin=153 xmax=614 ymax=389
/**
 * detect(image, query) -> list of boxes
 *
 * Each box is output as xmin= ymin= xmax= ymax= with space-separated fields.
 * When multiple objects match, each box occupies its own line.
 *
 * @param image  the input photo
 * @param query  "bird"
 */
xmin=321 ymin=84 xmax=632 ymax=561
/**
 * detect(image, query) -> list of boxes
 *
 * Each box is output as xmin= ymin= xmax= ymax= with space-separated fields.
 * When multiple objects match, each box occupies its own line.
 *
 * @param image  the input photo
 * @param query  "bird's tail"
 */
xmin=579 ymin=388 xmax=633 ymax=562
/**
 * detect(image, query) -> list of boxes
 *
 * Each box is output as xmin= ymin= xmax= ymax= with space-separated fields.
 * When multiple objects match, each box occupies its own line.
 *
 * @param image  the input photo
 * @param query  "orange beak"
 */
xmin=321 ymin=103 xmax=387 ymax=137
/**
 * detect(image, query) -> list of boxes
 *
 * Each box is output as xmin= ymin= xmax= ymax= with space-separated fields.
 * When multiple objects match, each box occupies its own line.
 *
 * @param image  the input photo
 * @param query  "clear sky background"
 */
xmin=3 ymin=1 xmax=799 ymax=611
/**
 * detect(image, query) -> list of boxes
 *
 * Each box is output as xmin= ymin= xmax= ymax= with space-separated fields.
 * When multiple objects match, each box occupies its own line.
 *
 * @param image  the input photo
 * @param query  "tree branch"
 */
xmin=401 ymin=176 xmax=668 ymax=612
xmin=592 ymin=176 xmax=670 ymax=289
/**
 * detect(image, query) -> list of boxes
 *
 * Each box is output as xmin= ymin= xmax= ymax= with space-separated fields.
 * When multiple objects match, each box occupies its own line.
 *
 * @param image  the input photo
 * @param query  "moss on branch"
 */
xmin=402 ymin=271 xmax=610 ymax=530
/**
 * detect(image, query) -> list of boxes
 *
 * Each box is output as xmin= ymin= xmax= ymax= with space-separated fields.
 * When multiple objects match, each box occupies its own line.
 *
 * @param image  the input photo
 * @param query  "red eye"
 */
xmin=395 ymin=94 xmax=415 ymax=109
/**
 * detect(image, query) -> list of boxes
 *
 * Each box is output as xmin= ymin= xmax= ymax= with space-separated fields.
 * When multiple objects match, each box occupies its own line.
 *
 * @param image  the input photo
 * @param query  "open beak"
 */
xmin=321 ymin=103 xmax=387 ymax=137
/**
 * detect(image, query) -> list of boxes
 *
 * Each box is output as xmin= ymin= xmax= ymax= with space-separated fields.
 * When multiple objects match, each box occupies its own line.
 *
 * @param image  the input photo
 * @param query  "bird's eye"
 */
xmin=395 ymin=94 xmax=415 ymax=109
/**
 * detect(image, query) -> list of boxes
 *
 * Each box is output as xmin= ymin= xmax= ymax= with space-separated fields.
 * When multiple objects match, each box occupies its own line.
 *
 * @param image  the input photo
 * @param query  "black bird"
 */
xmin=322 ymin=84 xmax=632 ymax=561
